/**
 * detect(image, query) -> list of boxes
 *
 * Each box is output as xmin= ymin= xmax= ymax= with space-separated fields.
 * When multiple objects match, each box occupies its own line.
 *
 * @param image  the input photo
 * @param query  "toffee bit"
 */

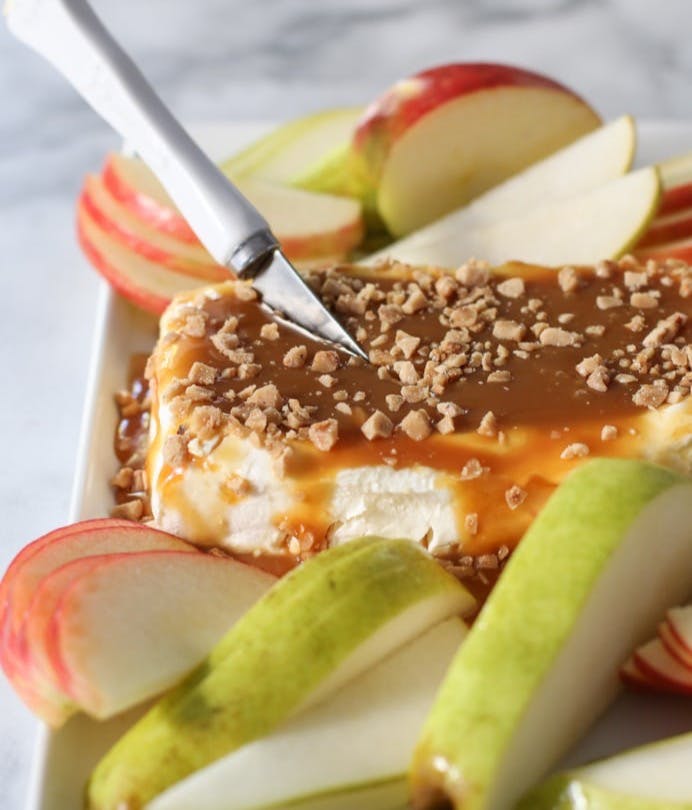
xmin=464 ymin=513 xmax=479 ymax=536
xmin=560 ymin=442 xmax=590 ymax=460
xmin=361 ymin=410 xmax=394 ymax=440
xmin=505 ymin=485 xmax=527 ymax=510
xmin=399 ymin=409 xmax=432 ymax=441
xmin=308 ymin=419 xmax=339 ymax=451
xmin=283 ymin=345 xmax=308 ymax=368
xmin=477 ymin=411 xmax=498 ymax=438
xmin=496 ymin=277 xmax=525 ymax=299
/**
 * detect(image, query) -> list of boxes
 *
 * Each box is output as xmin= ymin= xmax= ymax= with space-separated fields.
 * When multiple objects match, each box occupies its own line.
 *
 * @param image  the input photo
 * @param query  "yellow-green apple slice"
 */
xmin=0 ymin=520 xmax=195 ymax=725
xmin=221 ymin=107 xmax=362 ymax=184
xmin=369 ymin=166 xmax=660 ymax=268
xmin=353 ymin=62 xmax=601 ymax=236
xmin=519 ymin=732 xmax=692 ymax=810
xmin=634 ymin=639 xmax=692 ymax=693
xmin=47 ymin=550 xmax=274 ymax=720
xmin=78 ymin=204 xmax=206 ymax=314
xmin=148 ymin=617 xmax=466 ymax=810
xmin=80 ymin=175 xmax=228 ymax=281
xmin=410 ymin=459 xmax=692 ymax=810
xmin=86 ymin=537 xmax=475 ymax=809
xmin=366 ymin=115 xmax=636 ymax=262
xmin=102 ymin=153 xmax=364 ymax=261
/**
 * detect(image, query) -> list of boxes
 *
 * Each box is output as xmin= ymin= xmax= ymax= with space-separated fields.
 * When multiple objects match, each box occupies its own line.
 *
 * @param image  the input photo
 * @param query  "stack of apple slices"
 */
xmin=85 ymin=536 xmax=475 ymax=810
xmin=634 ymin=153 xmax=692 ymax=264
xmin=78 ymin=152 xmax=365 ymax=314
xmin=0 ymin=519 xmax=275 ymax=726
xmin=622 ymin=605 xmax=692 ymax=693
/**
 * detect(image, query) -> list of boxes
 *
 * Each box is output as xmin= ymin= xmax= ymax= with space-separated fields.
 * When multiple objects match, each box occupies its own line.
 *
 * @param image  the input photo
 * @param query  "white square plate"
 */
xmin=25 ymin=120 xmax=692 ymax=810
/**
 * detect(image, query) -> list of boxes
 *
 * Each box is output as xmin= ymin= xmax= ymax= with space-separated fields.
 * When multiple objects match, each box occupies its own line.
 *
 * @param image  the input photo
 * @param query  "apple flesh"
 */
xmin=519 ymin=732 xmax=692 ymax=809
xmin=368 ymin=166 xmax=659 ymax=268
xmin=86 ymin=536 xmax=475 ymax=810
xmin=47 ymin=550 xmax=274 ymax=719
xmin=410 ymin=459 xmax=692 ymax=810
xmin=148 ymin=617 xmax=466 ymax=810
xmin=354 ymin=62 xmax=601 ymax=236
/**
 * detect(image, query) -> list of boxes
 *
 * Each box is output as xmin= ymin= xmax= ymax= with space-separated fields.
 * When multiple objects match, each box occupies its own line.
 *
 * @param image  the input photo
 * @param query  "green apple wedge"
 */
xmin=220 ymin=107 xmax=362 ymax=185
xmin=519 ymin=732 xmax=692 ymax=809
xmin=410 ymin=458 xmax=692 ymax=810
xmin=147 ymin=617 xmax=467 ymax=810
xmin=87 ymin=536 xmax=475 ymax=810
xmin=366 ymin=165 xmax=660 ymax=268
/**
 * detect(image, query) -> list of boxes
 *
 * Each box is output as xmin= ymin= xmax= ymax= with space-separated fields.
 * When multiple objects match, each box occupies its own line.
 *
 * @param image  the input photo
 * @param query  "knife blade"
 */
xmin=6 ymin=0 xmax=368 ymax=361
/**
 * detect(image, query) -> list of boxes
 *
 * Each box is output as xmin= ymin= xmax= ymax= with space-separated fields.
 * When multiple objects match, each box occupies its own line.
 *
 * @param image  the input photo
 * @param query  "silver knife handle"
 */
xmin=6 ymin=0 xmax=276 ymax=270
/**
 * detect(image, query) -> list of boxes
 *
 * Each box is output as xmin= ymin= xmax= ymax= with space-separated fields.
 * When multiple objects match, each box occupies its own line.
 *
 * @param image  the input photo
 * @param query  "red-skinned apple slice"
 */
xmin=634 ymin=234 xmax=692 ymax=264
xmin=638 ymin=204 xmax=692 ymax=246
xmin=659 ymin=621 xmax=692 ymax=669
xmin=354 ymin=62 xmax=601 ymax=235
xmin=620 ymin=656 xmax=658 ymax=690
xmin=47 ymin=550 xmax=274 ymax=719
xmin=77 ymin=204 xmax=203 ymax=314
xmin=103 ymin=153 xmax=364 ymax=261
xmin=667 ymin=606 xmax=692 ymax=654
xmin=659 ymin=183 xmax=692 ymax=215
xmin=80 ymin=175 xmax=228 ymax=281
xmin=634 ymin=638 xmax=692 ymax=694
xmin=0 ymin=519 xmax=195 ymax=724
xmin=104 ymin=153 xmax=199 ymax=243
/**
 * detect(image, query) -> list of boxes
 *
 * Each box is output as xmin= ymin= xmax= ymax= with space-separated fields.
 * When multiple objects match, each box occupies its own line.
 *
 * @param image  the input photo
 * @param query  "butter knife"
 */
xmin=6 ymin=0 xmax=368 ymax=360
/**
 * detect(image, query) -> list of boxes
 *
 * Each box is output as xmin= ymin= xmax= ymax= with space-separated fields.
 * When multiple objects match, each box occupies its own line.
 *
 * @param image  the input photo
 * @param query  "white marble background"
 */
xmin=1 ymin=0 xmax=691 ymax=805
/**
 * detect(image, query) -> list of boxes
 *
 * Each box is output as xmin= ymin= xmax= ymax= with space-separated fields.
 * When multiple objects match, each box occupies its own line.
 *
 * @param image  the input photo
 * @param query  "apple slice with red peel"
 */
xmin=80 ymin=175 xmax=228 ymax=281
xmin=638 ymin=205 xmax=692 ymax=246
xmin=667 ymin=606 xmax=692 ymax=654
xmin=0 ymin=519 xmax=195 ymax=724
xmin=354 ymin=62 xmax=601 ymax=236
xmin=620 ymin=656 xmax=656 ymax=690
xmin=102 ymin=153 xmax=364 ymax=262
xmin=659 ymin=183 xmax=692 ymax=216
xmin=634 ymin=638 xmax=692 ymax=694
xmin=78 ymin=204 xmax=203 ymax=315
xmin=104 ymin=153 xmax=199 ymax=243
xmin=635 ymin=234 xmax=692 ymax=264
xmin=659 ymin=621 xmax=692 ymax=668
xmin=47 ymin=550 xmax=274 ymax=720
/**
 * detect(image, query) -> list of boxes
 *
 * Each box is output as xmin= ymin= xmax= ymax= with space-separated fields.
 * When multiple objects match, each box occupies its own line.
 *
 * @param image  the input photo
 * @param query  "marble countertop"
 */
xmin=1 ymin=0 xmax=691 ymax=806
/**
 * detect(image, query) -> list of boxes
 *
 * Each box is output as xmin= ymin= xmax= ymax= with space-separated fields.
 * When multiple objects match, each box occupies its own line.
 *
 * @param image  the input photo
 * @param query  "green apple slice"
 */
xmin=520 ymin=732 xmax=692 ymax=809
xmin=367 ymin=165 xmax=660 ymax=268
xmin=87 ymin=536 xmax=474 ymax=810
xmin=410 ymin=459 xmax=692 ymax=810
xmin=148 ymin=617 xmax=467 ymax=810
xmin=220 ymin=108 xmax=362 ymax=184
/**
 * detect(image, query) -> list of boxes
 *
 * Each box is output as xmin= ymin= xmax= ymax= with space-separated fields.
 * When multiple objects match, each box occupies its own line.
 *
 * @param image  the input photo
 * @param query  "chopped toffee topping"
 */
xmin=150 ymin=258 xmax=690 ymax=457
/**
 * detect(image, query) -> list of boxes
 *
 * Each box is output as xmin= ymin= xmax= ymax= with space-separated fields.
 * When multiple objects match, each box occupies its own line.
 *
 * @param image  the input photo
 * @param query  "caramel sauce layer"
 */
xmin=139 ymin=258 xmax=690 ymax=580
